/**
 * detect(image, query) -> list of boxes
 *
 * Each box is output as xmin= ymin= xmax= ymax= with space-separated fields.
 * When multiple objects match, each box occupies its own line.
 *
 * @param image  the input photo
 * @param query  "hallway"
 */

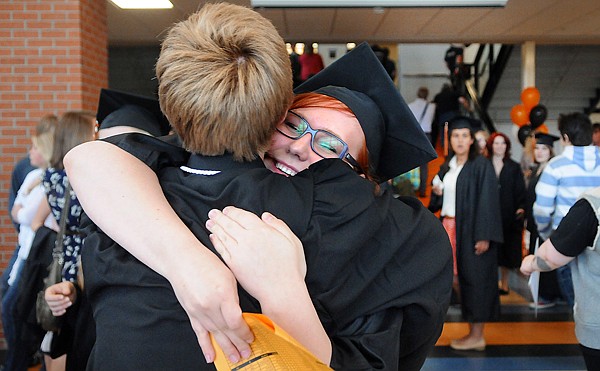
xmin=418 ymin=147 xmax=584 ymax=371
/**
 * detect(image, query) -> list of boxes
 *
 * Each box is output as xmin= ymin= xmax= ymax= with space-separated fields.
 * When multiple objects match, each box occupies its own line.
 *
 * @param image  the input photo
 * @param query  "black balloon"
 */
xmin=518 ymin=124 xmax=533 ymax=146
xmin=529 ymin=104 xmax=547 ymax=128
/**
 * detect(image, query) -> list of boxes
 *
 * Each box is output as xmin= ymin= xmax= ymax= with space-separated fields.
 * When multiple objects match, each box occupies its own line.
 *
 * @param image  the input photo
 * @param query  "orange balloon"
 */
xmin=535 ymin=124 xmax=549 ymax=134
xmin=521 ymin=87 xmax=540 ymax=110
xmin=510 ymin=104 xmax=529 ymax=127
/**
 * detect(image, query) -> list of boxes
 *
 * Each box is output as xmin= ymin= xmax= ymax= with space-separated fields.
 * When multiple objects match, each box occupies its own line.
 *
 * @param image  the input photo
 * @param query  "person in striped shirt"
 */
xmin=533 ymin=112 xmax=600 ymax=307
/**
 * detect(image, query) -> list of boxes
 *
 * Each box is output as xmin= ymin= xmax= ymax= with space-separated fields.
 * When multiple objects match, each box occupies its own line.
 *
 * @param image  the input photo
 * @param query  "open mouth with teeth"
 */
xmin=275 ymin=161 xmax=297 ymax=177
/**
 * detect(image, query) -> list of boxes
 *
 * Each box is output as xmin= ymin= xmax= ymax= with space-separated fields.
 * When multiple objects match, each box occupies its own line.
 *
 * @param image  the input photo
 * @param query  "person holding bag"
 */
xmin=35 ymin=181 xmax=72 ymax=333
xmin=31 ymin=111 xmax=96 ymax=371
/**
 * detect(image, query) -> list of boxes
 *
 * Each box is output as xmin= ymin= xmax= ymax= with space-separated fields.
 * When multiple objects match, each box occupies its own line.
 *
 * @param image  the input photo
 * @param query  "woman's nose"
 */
xmin=288 ymin=133 xmax=313 ymax=160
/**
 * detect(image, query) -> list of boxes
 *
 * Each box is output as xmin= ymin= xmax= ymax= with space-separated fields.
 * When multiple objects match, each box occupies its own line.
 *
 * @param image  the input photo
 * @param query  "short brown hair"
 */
xmin=156 ymin=3 xmax=293 ymax=161
xmin=417 ymin=87 xmax=428 ymax=99
xmin=50 ymin=111 xmax=95 ymax=169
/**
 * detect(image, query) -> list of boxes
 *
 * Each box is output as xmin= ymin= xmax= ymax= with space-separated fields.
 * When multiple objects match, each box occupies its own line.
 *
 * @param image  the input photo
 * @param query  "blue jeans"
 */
xmin=2 ymin=257 xmax=40 ymax=371
xmin=1 ymin=245 xmax=19 ymax=296
xmin=556 ymin=265 xmax=575 ymax=308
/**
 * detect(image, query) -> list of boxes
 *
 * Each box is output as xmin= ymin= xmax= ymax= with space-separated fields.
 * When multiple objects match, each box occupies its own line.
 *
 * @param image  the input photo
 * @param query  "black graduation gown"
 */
xmin=429 ymin=155 xmax=502 ymax=322
xmin=81 ymin=134 xmax=452 ymax=371
xmin=494 ymin=158 xmax=526 ymax=269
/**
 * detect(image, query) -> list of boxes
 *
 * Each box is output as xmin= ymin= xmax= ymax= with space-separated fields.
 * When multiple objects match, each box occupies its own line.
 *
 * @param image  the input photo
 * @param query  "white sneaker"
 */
xmin=529 ymin=300 xmax=556 ymax=309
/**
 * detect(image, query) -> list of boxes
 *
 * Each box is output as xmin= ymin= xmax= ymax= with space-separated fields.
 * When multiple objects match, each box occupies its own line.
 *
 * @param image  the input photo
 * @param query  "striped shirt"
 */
xmin=533 ymin=145 xmax=600 ymax=239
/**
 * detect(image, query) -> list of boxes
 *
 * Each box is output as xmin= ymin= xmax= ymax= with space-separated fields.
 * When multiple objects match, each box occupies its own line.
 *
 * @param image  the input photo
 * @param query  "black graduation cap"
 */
xmin=446 ymin=115 xmax=477 ymax=132
xmin=294 ymin=42 xmax=437 ymax=182
xmin=96 ymin=89 xmax=171 ymax=137
xmin=535 ymin=133 xmax=560 ymax=146
xmin=443 ymin=115 xmax=478 ymax=156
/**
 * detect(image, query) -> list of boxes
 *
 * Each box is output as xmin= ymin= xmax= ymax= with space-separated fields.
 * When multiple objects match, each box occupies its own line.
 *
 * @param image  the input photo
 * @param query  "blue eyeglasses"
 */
xmin=277 ymin=110 xmax=365 ymax=174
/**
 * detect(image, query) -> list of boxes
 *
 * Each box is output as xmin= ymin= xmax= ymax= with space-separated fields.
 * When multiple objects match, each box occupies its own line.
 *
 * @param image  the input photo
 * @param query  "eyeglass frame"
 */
xmin=276 ymin=110 xmax=366 ymax=175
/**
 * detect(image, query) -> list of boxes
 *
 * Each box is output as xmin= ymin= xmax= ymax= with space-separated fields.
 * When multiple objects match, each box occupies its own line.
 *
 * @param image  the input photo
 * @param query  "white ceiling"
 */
xmin=107 ymin=0 xmax=600 ymax=46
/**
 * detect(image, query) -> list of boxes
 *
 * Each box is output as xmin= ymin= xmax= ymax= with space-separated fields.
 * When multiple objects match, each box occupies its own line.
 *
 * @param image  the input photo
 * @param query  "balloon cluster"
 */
xmin=510 ymin=87 xmax=549 ymax=145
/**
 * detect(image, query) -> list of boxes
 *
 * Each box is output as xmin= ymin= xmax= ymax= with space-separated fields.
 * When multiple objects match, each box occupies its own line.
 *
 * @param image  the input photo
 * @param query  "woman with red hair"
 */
xmin=486 ymin=132 xmax=526 ymax=296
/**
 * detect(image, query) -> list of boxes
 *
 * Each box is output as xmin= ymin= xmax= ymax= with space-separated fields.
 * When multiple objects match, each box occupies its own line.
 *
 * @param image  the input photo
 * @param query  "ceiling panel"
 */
xmin=330 ymin=8 xmax=384 ymax=42
xmin=466 ymin=0 xmax=556 ymax=38
xmin=376 ymin=8 xmax=440 ymax=41
xmin=107 ymin=0 xmax=600 ymax=46
xmin=422 ymin=7 xmax=495 ymax=39
xmin=505 ymin=0 xmax=600 ymax=38
xmin=280 ymin=8 xmax=336 ymax=41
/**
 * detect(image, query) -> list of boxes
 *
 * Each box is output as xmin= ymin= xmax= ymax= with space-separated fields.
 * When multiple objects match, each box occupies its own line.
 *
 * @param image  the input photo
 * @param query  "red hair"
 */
xmin=486 ymin=131 xmax=512 ymax=160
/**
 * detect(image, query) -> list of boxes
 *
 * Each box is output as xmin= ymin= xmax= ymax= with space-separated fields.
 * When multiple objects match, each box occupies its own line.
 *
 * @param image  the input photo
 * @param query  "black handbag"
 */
xmin=35 ymin=181 xmax=72 ymax=332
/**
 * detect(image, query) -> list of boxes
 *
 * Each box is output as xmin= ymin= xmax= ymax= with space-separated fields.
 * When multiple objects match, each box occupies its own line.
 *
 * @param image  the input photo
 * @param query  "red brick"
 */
xmin=27 ymin=39 xmax=54 ymax=47
xmin=26 ymin=3 xmax=53 ymax=11
xmin=13 ymin=48 xmax=40 ymax=56
xmin=12 ymin=12 xmax=39 ymax=21
xmin=25 ymin=21 xmax=54 ymax=29
xmin=0 ymin=21 xmax=25 ymax=29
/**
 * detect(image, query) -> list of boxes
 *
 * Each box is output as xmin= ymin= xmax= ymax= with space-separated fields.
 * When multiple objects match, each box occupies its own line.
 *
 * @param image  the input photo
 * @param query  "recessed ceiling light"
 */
xmin=110 ymin=0 xmax=173 ymax=9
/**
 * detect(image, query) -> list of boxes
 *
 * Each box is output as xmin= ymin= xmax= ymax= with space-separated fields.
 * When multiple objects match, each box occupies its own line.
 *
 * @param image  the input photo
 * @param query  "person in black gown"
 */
xmin=485 ymin=132 xmax=526 ymax=296
xmin=65 ymin=4 xmax=452 ymax=370
xmin=429 ymin=117 xmax=502 ymax=351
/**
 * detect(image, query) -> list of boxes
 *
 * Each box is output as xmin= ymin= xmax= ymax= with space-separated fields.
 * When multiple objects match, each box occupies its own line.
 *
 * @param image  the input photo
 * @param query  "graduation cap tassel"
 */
xmin=443 ymin=121 xmax=449 ymax=157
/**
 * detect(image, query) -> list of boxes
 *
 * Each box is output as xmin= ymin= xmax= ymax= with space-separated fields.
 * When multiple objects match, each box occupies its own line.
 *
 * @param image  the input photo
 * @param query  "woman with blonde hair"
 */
xmin=2 ymin=115 xmax=58 ymax=371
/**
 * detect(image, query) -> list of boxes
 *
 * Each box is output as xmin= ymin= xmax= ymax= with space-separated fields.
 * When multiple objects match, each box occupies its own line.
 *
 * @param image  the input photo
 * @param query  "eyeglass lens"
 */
xmin=279 ymin=112 xmax=347 ymax=159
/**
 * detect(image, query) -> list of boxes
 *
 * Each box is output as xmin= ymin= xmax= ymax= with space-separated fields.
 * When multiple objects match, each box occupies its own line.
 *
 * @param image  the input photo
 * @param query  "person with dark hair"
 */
xmin=289 ymin=43 xmax=302 ymax=88
xmin=485 ymin=132 xmax=526 ymax=296
xmin=592 ymin=122 xmax=600 ymax=146
xmin=534 ymin=112 xmax=600 ymax=309
xmin=429 ymin=116 xmax=502 ymax=351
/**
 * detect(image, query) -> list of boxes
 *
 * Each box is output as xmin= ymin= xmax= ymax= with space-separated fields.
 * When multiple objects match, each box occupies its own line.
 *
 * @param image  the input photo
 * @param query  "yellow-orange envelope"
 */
xmin=212 ymin=313 xmax=332 ymax=370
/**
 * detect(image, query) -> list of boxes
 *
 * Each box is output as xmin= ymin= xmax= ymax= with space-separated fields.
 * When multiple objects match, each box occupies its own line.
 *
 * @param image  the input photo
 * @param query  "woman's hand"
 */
xmin=431 ymin=184 xmax=443 ymax=196
xmin=206 ymin=207 xmax=306 ymax=303
xmin=206 ymin=207 xmax=332 ymax=364
xmin=474 ymin=240 xmax=489 ymax=255
xmin=45 ymin=281 xmax=77 ymax=316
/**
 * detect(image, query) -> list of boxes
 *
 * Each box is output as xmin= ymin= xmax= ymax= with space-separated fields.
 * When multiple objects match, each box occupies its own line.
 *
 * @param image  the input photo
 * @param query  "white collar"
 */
xmin=179 ymin=166 xmax=221 ymax=176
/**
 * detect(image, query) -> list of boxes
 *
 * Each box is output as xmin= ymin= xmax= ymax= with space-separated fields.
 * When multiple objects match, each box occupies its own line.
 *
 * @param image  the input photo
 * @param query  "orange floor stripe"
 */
xmin=436 ymin=321 xmax=578 ymax=346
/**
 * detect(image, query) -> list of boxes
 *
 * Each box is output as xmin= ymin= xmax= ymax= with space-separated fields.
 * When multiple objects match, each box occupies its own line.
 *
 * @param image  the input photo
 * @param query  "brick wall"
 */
xmin=0 ymin=0 xmax=108 ymax=346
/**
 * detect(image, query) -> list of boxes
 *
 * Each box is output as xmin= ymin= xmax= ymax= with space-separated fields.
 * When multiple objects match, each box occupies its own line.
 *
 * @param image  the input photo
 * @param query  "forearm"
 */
xmin=64 ymin=141 xmax=215 ymax=280
xmin=31 ymin=201 xmax=51 ymax=232
xmin=11 ymin=204 xmax=22 ymax=223
xmin=521 ymin=238 xmax=574 ymax=275
xmin=260 ymin=283 xmax=332 ymax=365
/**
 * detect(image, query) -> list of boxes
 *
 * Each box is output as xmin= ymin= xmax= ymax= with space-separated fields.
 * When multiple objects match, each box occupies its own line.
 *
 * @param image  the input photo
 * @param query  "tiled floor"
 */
xmin=417 ymin=147 xmax=585 ymax=371
xmin=422 ymin=272 xmax=585 ymax=371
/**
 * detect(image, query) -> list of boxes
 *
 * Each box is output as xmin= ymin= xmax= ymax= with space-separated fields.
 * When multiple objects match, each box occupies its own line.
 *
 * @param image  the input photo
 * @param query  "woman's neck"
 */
xmin=455 ymin=153 xmax=468 ymax=165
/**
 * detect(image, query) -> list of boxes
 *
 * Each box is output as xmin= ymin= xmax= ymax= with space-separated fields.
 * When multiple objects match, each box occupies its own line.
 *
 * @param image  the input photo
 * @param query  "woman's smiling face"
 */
xmin=262 ymin=107 xmax=365 ymax=177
